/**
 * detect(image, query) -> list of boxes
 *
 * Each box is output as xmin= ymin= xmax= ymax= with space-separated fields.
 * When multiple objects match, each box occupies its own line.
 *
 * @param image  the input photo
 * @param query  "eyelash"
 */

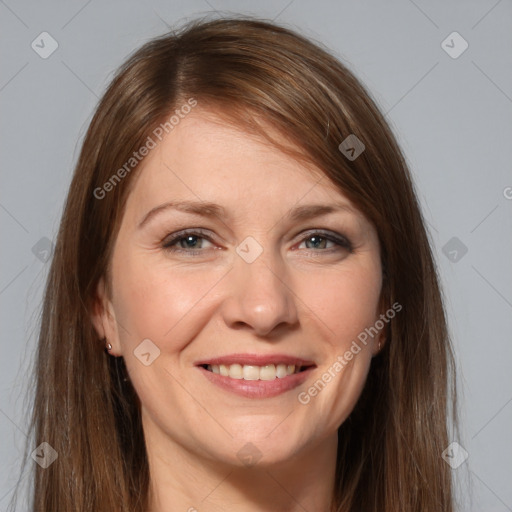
xmin=162 ymin=228 xmax=353 ymax=256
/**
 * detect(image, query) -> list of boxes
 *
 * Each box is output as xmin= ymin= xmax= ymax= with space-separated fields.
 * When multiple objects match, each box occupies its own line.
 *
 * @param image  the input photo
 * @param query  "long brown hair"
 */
xmin=21 ymin=17 xmax=456 ymax=511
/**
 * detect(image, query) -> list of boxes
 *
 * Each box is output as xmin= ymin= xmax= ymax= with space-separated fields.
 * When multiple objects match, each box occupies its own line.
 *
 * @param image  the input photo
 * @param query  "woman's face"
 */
xmin=94 ymin=109 xmax=384 ymax=468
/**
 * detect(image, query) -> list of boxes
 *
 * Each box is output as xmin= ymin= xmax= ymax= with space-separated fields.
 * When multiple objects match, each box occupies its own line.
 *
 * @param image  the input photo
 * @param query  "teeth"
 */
xmin=260 ymin=364 xmax=277 ymax=381
xmin=276 ymin=364 xmax=288 ymax=378
xmin=206 ymin=363 xmax=301 ymax=380
xmin=243 ymin=365 xmax=260 ymax=381
xmin=228 ymin=363 xmax=242 ymax=379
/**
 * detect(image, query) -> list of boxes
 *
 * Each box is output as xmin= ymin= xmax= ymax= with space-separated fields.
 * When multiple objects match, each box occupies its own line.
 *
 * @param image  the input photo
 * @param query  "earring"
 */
xmin=106 ymin=340 xmax=112 ymax=351
xmin=377 ymin=339 xmax=382 ymax=352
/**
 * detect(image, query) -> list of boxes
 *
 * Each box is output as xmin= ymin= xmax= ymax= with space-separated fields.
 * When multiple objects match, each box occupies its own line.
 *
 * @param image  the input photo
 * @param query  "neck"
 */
xmin=145 ymin=425 xmax=338 ymax=512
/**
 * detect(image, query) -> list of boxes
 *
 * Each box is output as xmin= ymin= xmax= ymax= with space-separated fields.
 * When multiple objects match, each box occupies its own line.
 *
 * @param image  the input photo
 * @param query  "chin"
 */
xmin=203 ymin=426 xmax=311 ymax=469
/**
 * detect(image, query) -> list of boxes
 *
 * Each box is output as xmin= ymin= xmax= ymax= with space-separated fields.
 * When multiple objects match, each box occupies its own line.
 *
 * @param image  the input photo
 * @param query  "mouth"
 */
xmin=195 ymin=354 xmax=316 ymax=398
xmin=199 ymin=363 xmax=312 ymax=380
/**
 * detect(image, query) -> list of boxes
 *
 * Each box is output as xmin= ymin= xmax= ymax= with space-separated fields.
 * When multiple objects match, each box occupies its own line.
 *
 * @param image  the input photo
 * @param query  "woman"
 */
xmin=26 ymin=17 xmax=456 ymax=511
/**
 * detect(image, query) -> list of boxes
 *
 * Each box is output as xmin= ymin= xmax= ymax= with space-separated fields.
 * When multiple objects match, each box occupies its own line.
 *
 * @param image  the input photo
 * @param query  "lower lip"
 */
xmin=197 ymin=366 xmax=314 ymax=399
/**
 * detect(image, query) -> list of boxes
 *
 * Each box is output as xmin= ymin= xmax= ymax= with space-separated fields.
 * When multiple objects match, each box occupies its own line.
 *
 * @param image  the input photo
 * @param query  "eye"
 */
xmin=162 ymin=229 xmax=215 ymax=254
xmin=161 ymin=228 xmax=353 ymax=256
xmin=296 ymin=230 xmax=353 ymax=253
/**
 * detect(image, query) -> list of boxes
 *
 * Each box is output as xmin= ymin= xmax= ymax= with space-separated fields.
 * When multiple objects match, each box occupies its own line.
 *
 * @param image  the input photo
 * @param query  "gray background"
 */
xmin=1 ymin=1 xmax=511 ymax=510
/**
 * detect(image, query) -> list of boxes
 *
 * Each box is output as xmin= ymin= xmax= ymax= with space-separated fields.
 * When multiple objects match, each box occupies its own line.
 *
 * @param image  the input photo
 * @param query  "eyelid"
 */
xmin=162 ymin=227 xmax=353 ymax=255
xmin=292 ymin=228 xmax=353 ymax=251
xmin=162 ymin=228 xmax=216 ymax=249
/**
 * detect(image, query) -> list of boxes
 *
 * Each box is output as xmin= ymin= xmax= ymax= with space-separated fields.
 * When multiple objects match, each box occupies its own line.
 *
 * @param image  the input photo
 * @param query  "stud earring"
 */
xmin=105 ymin=339 xmax=112 ymax=351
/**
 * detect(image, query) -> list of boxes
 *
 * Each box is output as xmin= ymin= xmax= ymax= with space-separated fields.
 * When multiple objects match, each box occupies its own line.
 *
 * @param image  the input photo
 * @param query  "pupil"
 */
xmin=184 ymin=236 xmax=198 ymax=248
xmin=308 ymin=236 xmax=324 ymax=249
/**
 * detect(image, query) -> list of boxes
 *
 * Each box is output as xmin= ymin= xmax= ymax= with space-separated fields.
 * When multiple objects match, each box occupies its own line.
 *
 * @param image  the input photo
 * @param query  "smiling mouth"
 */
xmin=200 ymin=363 xmax=312 ymax=381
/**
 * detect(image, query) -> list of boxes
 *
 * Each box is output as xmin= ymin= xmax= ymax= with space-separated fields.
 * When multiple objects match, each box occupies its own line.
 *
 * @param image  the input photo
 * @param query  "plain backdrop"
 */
xmin=1 ymin=1 xmax=511 ymax=510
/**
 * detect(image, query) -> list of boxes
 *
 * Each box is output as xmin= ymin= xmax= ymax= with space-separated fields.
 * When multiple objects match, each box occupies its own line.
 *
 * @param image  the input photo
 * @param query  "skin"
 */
xmin=92 ymin=109 xmax=385 ymax=512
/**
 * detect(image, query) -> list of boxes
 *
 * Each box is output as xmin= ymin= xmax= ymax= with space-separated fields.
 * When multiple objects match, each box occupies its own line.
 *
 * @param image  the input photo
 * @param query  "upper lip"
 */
xmin=195 ymin=353 xmax=316 ymax=367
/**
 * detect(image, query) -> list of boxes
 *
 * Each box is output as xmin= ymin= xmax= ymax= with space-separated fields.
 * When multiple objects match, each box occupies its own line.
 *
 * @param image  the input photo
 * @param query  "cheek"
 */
xmin=112 ymin=247 xmax=382 ymax=352
xmin=111 ymin=253 xmax=229 ymax=351
xmin=298 ymin=263 xmax=382 ymax=349
xmin=293 ymin=263 xmax=382 ymax=425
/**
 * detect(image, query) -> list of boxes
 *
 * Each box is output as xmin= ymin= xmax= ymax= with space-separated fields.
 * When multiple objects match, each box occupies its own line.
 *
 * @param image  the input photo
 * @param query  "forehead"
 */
xmin=124 ymin=109 xmax=364 ymax=222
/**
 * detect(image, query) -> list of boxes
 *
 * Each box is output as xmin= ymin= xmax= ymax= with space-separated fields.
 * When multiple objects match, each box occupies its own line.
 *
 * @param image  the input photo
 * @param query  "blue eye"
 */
xmin=162 ymin=229 xmax=352 ymax=255
xmin=171 ymin=234 xmax=210 ymax=250
xmin=297 ymin=231 xmax=353 ymax=253
xmin=162 ymin=229 xmax=214 ymax=254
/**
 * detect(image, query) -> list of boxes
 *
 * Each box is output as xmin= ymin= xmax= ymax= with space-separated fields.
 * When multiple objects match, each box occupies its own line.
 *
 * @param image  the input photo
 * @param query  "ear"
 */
xmin=373 ymin=329 xmax=386 ymax=356
xmin=90 ymin=277 xmax=120 ymax=355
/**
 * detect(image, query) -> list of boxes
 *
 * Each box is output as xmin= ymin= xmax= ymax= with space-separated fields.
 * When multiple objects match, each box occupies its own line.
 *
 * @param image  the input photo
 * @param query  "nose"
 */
xmin=220 ymin=247 xmax=299 ymax=337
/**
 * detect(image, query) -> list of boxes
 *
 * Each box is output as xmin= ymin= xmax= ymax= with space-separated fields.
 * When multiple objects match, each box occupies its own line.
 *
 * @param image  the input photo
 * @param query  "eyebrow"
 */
xmin=137 ymin=200 xmax=356 ymax=229
xmin=138 ymin=200 xmax=226 ymax=229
